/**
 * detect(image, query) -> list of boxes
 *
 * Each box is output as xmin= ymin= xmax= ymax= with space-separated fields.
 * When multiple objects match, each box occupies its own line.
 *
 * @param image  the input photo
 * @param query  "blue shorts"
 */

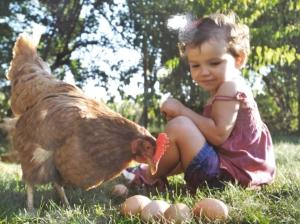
xmin=184 ymin=143 xmax=233 ymax=194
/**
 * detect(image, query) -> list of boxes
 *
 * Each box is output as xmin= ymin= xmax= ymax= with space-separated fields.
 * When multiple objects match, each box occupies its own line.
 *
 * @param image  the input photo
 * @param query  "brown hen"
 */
xmin=7 ymin=33 xmax=161 ymax=211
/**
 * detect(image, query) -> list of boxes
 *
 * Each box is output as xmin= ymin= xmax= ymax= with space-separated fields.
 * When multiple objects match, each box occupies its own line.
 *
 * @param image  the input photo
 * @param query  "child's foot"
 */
xmin=124 ymin=164 xmax=168 ymax=190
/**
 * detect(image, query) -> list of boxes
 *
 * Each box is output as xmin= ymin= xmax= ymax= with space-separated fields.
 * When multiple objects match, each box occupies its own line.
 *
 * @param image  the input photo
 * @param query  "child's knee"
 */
xmin=166 ymin=116 xmax=195 ymax=132
xmin=166 ymin=116 xmax=204 ymax=141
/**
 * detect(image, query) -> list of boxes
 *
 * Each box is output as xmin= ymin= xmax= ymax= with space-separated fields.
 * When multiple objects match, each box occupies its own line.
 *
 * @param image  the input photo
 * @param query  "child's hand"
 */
xmin=160 ymin=97 xmax=185 ymax=120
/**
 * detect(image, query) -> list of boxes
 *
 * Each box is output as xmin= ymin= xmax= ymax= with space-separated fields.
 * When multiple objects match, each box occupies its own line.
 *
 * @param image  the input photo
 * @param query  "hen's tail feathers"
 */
xmin=7 ymin=27 xmax=49 ymax=80
xmin=12 ymin=32 xmax=40 ymax=59
xmin=14 ymin=25 xmax=44 ymax=57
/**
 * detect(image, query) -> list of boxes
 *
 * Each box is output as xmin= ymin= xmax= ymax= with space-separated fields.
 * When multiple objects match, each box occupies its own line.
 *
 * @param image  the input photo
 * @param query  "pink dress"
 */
xmin=203 ymin=91 xmax=276 ymax=187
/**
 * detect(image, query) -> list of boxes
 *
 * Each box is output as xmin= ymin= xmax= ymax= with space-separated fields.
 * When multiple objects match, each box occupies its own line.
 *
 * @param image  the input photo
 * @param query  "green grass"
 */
xmin=0 ymin=134 xmax=299 ymax=223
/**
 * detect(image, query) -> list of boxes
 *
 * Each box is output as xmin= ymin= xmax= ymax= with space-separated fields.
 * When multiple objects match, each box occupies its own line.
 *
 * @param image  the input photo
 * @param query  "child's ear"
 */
xmin=235 ymin=51 xmax=247 ymax=69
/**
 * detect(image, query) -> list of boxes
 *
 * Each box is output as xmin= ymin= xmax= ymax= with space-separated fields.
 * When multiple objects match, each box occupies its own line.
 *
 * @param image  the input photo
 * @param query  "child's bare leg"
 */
xmin=152 ymin=116 xmax=206 ymax=179
xmin=168 ymin=163 xmax=184 ymax=176
xmin=150 ymin=133 xmax=181 ymax=179
xmin=168 ymin=116 xmax=206 ymax=169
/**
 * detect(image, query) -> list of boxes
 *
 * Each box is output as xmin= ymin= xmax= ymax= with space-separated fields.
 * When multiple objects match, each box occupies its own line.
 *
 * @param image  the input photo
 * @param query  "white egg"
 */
xmin=141 ymin=200 xmax=170 ymax=222
xmin=120 ymin=195 xmax=151 ymax=216
xmin=193 ymin=198 xmax=229 ymax=221
xmin=111 ymin=184 xmax=128 ymax=197
xmin=164 ymin=202 xmax=192 ymax=224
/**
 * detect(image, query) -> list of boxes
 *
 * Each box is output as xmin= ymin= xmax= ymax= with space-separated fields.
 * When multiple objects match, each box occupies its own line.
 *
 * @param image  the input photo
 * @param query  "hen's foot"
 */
xmin=26 ymin=183 xmax=34 ymax=212
xmin=53 ymin=183 xmax=70 ymax=208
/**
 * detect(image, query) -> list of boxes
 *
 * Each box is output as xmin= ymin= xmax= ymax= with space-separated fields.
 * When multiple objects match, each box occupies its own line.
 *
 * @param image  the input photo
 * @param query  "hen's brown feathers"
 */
xmin=8 ymin=33 xmax=156 ymax=192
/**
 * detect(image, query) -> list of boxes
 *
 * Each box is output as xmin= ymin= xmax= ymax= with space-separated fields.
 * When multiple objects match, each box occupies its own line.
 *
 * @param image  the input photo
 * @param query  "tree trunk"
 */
xmin=140 ymin=35 xmax=149 ymax=128
xmin=297 ymin=60 xmax=300 ymax=133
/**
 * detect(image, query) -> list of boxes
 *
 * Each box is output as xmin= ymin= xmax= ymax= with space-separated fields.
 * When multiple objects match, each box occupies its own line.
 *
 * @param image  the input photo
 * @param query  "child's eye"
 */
xmin=190 ymin=64 xmax=200 ymax=68
xmin=210 ymin=61 xmax=222 ymax=66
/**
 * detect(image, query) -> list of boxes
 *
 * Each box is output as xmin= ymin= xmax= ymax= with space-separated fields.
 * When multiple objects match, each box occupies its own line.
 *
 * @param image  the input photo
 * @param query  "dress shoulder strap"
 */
xmin=212 ymin=91 xmax=247 ymax=103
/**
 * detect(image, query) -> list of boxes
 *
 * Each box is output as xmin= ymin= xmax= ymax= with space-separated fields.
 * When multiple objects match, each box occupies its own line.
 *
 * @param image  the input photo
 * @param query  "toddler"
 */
xmin=127 ymin=12 xmax=276 ymax=194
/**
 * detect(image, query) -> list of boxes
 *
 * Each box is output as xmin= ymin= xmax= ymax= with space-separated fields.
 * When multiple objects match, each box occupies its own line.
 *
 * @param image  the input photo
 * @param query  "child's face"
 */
xmin=186 ymin=39 xmax=240 ymax=94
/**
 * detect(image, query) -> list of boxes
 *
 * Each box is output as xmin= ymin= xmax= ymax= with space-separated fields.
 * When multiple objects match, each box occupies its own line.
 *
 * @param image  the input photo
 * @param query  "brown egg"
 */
xmin=111 ymin=184 xmax=128 ymax=198
xmin=141 ymin=200 xmax=170 ymax=222
xmin=193 ymin=198 xmax=229 ymax=221
xmin=120 ymin=195 xmax=151 ymax=216
xmin=164 ymin=202 xmax=192 ymax=224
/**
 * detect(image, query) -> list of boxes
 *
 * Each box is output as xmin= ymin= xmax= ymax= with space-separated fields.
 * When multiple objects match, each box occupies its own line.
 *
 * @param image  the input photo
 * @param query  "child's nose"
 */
xmin=200 ymin=66 xmax=210 ymax=76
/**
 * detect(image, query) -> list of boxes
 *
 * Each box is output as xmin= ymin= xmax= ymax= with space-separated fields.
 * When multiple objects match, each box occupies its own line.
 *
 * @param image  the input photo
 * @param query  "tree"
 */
xmin=0 ymin=0 xmax=299 ymax=133
xmin=115 ymin=0 xmax=194 ymax=128
xmin=158 ymin=0 xmax=300 ymax=132
xmin=0 ymin=0 xmax=115 ymax=118
xmin=0 ymin=0 xmax=29 ymax=118
xmin=248 ymin=0 xmax=300 ymax=131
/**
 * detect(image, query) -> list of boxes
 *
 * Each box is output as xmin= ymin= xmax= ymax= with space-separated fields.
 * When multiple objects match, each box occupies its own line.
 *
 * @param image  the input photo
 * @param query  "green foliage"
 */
xmin=0 ymin=0 xmax=299 ymax=132
xmin=256 ymin=93 xmax=282 ymax=130
xmin=0 ymin=80 xmax=12 ymax=121
xmin=0 ymin=0 xmax=114 ymax=119
xmin=158 ymin=0 xmax=300 ymax=132
xmin=254 ymin=45 xmax=297 ymax=69
xmin=247 ymin=0 xmax=300 ymax=132
xmin=165 ymin=57 xmax=180 ymax=70
xmin=115 ymin=0 xmax=189 ymax=127
xmin=107 ymin=99 xmax=142 ymax=124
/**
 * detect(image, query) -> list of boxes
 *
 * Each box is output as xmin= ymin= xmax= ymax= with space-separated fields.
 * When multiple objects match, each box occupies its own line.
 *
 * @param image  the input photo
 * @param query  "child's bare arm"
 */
xmin=160 ymin=81 xmax=240 ymax=146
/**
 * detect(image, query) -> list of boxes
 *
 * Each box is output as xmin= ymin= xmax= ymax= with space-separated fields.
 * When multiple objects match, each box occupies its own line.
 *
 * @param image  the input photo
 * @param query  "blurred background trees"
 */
xmin=0 ymin=0 xmax=299 ymax=133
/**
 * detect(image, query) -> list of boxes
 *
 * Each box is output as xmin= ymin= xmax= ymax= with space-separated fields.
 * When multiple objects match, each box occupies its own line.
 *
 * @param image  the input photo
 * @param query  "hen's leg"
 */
xmin=26 ymin=183 xmax=34 ymax=212
xmin=53 ymin=183 xmax=70 ymax=207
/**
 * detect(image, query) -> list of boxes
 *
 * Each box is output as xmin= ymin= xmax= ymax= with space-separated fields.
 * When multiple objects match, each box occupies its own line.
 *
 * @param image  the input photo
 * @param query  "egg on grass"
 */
xmin=140 ymin=200 xmax=170 ymax=222
xmin=164 ymin=202 xmax=192 ymax=224
xmin=120 ymin=195 xmax=152 ymax=216
xmin=111 ymin=184 xmax=129 ymax=198
xmin=193 ymin=198 xmax=229 ymax=221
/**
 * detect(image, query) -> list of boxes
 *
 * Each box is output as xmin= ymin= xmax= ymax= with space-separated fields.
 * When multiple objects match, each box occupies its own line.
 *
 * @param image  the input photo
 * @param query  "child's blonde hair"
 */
xmin=178 ymin=12 xmax=250 ymax=58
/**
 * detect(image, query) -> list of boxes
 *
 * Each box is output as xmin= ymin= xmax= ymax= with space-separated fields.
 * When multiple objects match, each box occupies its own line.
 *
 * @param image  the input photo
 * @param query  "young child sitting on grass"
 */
xmin=127 ymin=11 xmax=276 ymax=194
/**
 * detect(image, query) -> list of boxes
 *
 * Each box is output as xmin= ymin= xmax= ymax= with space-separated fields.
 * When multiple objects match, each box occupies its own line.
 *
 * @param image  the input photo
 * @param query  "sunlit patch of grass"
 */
xmin=0 ymin=134 xmax=300 ymax=223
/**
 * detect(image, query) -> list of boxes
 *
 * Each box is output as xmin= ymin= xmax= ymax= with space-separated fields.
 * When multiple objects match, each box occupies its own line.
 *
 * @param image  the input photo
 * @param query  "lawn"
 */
xmin=0 ymin=134 xmax=299 ymax=223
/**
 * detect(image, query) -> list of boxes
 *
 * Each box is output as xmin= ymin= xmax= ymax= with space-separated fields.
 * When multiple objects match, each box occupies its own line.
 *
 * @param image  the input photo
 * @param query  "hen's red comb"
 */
xmin=153 ymin=133 xmax=169 ymax=163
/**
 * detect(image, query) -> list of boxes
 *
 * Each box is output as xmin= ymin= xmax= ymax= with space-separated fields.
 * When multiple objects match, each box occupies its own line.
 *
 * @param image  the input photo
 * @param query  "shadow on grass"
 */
xmin=0 ymin=175 xmax=185 ymax=218
xmin=0 ymin=190 xmax=26 ymax=217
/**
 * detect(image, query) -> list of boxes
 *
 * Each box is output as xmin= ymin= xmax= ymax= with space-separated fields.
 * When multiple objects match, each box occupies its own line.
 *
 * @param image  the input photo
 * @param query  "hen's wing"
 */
xmin=54 ymin=111 xmax=135 ymax=190
xmin=13 ymin=93 xmax=93 ymax=184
